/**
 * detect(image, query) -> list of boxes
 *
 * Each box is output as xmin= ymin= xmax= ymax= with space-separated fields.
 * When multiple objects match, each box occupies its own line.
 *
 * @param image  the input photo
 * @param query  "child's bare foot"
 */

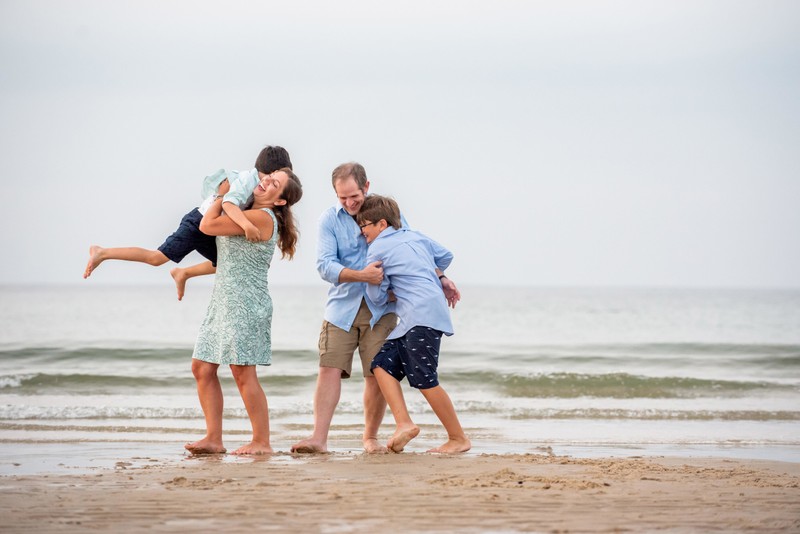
xmin=83 ymin=245 xmax=105 ymax=279
xmin=363 ymin=437 xmax=389 ymax=454
xmin=230 ymin=441 xmax=273 ymax=455
xmin=184 ymin=438 xmax=226 ymax=455
xmin=290 ymin=438 xmax=328 ymax=454
xmin=387 ymin=424 xmax=419 ymax=453
xmin=170 ymin=267 xmax=188 ymax=301
xmin=427 ymin=437 xmax=471 ymax=454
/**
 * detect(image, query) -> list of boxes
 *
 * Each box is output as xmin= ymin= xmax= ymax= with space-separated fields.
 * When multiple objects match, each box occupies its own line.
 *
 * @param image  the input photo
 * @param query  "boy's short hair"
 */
xmin=255 ymin=146 xmax=292 ymax=174
xmin=332 ymin=162 xmax=368 ymax=190
xmin=357 ymin=195 xmax=402 ymax=229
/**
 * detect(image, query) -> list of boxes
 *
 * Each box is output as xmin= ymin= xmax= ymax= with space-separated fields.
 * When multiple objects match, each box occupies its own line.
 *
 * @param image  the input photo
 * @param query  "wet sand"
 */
xmin=1 ymin=452 xmax=798 ymax=532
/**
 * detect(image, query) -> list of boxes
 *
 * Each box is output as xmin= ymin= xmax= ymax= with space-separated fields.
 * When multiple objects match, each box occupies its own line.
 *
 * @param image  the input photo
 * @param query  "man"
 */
xmin=291 ymin=162 xmax=460 ymax=454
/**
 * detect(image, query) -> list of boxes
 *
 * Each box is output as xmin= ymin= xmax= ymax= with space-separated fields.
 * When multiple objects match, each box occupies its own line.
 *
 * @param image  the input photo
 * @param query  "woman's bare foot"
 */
xmin=231 ymin=441 xmax=273 ymax=455
xmin=363 ymin=437 xmax=389 ymax=454
xmin=427 ymin=437 xmax=471 ymax=454
xmin=184 ymin=437 xmax=226 ymax=455
xmin=170 ymin=267 xmax=188 ymax=301
xmin=290 ymin=438 xmax=328 ymax=454
xmin=387 ymin=424 xmax=420 ymax=453
xmin=83 ymin=245 xmax=105 ymax=279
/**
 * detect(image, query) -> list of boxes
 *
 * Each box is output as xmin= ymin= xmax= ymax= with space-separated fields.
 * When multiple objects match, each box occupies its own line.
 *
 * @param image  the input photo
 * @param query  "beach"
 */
xmin=2 ymin=451 xmax=798 ymax=532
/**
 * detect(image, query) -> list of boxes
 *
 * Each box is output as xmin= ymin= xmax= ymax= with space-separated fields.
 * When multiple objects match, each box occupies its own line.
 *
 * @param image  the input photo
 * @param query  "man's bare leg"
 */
xmin=170 ymin=261 xmax=216 ymax=301
xmin=185 ymin=359 xmax=226 ymax=454
xmin=362 ymin=375 xmax=389 ymax=453
xmin=84 ymin=245 xmax=169 ymax=279
xmin=420 ymin=385 xmax=471 ymax=454
xmin=230 ymin=365 xmax=273 ymax=455
xmin=290 ymin=366 xmax=342 ymax=453
xmin=373 ymin=368 xmax=419 ymax=453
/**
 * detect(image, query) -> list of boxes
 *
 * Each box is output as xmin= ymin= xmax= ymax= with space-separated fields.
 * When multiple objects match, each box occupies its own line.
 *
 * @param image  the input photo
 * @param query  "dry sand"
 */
xmin=1 ymin=452 xmax=798 ymax=532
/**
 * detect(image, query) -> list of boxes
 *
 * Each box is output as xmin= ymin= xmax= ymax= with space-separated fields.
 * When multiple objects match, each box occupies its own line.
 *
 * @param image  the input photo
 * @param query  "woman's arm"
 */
xmin=199 ymin=198 xmax=273 ymax=238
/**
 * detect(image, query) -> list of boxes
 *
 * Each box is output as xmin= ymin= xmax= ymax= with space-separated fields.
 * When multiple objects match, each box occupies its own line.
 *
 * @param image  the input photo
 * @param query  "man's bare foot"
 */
xmin=83 ymin=245 xmax=105 ymax=279
xmin=230 ymin=441 xmax=273 ymax=455
xmin=170 ymin=267 xmax=188 ymax=301
xmin=363 ymin=437 xmax=389 ymax=454
xmin=427 ymin=437 xmax=471 ymax=454
xmin=387 ymin=424 xmax=420 ymax=453
xmin=290 ymin=438 xmax=328 ymax=454
xmin=185 ymin=438 xmax=226 ymax=455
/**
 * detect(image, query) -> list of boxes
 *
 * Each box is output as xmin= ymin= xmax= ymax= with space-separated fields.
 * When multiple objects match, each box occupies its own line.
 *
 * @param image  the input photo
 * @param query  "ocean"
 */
xmin=1 ymin=284 xmax=799 ymax=474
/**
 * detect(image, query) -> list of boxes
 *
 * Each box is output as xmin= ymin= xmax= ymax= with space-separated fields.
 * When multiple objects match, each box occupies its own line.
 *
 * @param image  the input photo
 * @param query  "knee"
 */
xmin=230 ymin=365 xmax=257 ymax=388
xmin=192 ymin=359 xmax=217 ymax=381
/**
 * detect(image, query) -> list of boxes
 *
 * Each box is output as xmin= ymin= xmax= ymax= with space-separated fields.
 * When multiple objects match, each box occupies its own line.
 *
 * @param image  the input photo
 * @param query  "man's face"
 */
xmin=334 ymin=177 xmax=369 ymax=216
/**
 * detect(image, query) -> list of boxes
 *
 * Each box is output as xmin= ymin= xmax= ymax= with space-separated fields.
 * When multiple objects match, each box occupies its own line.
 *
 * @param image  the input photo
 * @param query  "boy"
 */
xmin=357 ymin=195 xmax=470 ymax=454
xmin=83 ymin=146 xmax=292 ymax=299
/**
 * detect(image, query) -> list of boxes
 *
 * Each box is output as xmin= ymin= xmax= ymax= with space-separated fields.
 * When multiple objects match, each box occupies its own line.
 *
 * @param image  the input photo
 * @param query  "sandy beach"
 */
xmin=1 ymin=452 xmax=798 ymax=533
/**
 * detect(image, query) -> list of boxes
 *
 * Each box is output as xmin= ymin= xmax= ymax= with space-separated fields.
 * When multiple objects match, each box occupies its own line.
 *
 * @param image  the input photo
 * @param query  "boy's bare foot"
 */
xmin=363 ymin=437 xmax=389 ymax=454
xmin=185 ymin=438 xmax=226 ymax=455
xmin=387 ymin=424 xmax=419 ymax=453
xmin=170 ymin=267 xmax=188 ymax=301
xmin=83 ymin=245 xmax=105 ymax=279
xmin=290 ymin=438 xmax=328 ymax=454
xmin=230 ymin=441 xmax=273 ymax=455
xmin=427 ymin=437 xmax=471 ymax=454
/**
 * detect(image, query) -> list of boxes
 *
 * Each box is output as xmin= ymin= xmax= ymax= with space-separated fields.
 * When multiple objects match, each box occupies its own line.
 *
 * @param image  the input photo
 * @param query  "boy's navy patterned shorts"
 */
xmin=158 ymin=208 xmax=218 ymax=266
xmin=370 ymin=327 xmax=443 ymax=390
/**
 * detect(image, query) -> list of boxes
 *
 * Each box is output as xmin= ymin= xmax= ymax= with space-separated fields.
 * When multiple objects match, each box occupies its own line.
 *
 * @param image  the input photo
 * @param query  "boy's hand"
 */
xmin=244 ymin=223 xmax=261 ymax=242
xmin=217 ymin=179 xmax=230 ymax=196
xmin=440 ymin=277 xmax=461 ymax=308
xmin=362 ymin=261 xmax=384 ymax=285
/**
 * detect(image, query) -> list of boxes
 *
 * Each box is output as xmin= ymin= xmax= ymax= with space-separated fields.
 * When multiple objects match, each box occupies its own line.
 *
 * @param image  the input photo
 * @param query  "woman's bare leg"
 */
xmin=230 ymin=365 xmax=273 ymax=455
xmin=185 ymin=359 xmax=226 ymax=454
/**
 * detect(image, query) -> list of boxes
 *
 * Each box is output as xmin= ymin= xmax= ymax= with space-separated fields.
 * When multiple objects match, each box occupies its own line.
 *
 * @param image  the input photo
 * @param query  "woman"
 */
xmin=185 ymin=167 xmax=302 ymax=455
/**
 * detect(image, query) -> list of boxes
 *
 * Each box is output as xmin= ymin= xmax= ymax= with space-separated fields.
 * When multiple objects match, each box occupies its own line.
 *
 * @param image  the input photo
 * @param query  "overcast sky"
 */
xmin=1 ymin=0 xmax=798 ymax=288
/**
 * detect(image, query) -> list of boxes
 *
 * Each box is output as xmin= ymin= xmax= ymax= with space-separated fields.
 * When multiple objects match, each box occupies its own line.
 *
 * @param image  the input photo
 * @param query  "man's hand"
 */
xmin=244 ymin=223 xmax=261 ymax=242
xmin=440 ymin=277 xmax=461 ymax=308
xmin=361 ymin=261 xmax=384 ymax=285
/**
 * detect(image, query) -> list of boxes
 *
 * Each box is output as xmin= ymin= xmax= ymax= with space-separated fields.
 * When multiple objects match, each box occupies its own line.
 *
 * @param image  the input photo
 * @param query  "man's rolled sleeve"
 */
xmin=316 ymin=212 xmax=346 ymax=286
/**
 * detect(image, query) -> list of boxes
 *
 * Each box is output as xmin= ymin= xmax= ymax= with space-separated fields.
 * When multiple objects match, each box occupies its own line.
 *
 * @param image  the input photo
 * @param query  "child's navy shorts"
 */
xmin=371 ymin=327 xmax=443 ymax=389
xmin=157 ymin=208 xmax=218 ymax=266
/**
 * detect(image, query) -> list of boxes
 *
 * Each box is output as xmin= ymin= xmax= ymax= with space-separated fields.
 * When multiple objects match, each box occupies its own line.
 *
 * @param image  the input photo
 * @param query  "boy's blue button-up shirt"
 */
xmin=317 ymin=204 xmax=406 ymax=332
xmin=365 ymin=226 xmax=454 ymax=340
xmin=200 ymin=168 xmax=259 ymax=208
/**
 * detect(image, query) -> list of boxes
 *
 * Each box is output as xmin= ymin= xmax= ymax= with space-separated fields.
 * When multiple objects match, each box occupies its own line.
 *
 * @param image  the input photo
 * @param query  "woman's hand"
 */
xmin=217 ymin=178 xmax=231 ymax=196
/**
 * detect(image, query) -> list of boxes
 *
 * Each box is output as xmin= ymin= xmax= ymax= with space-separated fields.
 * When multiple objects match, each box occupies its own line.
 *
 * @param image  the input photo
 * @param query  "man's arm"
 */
xmin=316 ymin=211 xmax=384 ymax=286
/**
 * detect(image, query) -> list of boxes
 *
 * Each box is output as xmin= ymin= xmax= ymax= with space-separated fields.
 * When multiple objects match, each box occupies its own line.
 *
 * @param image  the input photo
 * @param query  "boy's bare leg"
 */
xmin=419 ymin=385 xmax=470 ymax=453
xmin=83 ymin=245 xmax=169 ymax=279
xmin=230 ymin=365 xmax=273 ymax=455
xmin=185 ymin=359 xmax=226 ymax=454
xmin=373 ymin=368 xmax=419 ymax=453
xmin=362 ymin=376 xmax=389 ymax=453
xmin=290 ymin=366 xmax=342 ymax=454
xmin=170 ymin=261 xmax=216 ymax=301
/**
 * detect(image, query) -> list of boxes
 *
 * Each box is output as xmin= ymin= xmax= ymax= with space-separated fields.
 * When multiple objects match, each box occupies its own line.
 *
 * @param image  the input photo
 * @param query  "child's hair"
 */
xmin=273 ymin=167 xmax=303 ymax=260
xmin=255 ymin=146 xmax=292 ymax=174
xmin=357 ymin=195 xmax=401 ymax=230
xmin=331 ymin=162 xmax=367 ymax=190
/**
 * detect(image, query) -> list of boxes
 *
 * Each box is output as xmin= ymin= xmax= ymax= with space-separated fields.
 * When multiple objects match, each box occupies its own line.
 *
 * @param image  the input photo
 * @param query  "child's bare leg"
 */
xmin=186 ymin=359 xmax=226 ymax=454
xmin=83 ymin=245 xmax=169 ymax=279
xmin=170 ymin=261 xmax=216 ymax=301
xmin=419 ymin=385 xmax=470 ymax=453
xmin=230 ymin=365 xmax=273 ymax=455
xmin=373 ymin=368 xmax=419 ymax=453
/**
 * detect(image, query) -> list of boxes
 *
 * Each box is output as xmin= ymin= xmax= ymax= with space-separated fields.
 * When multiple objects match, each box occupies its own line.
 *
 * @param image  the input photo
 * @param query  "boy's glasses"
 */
xmin=359 ymin=221 xmax=375 ymax=229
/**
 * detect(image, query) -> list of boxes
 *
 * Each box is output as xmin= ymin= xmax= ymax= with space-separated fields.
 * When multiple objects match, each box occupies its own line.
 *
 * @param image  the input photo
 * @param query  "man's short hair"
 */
xmin=331 ymin=162 xmax=368 ymax=190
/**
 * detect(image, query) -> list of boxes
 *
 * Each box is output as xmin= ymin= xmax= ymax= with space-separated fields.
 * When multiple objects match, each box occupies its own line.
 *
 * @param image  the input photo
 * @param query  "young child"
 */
xmin=83 ymin=145 xmax=292 ymax=299
xmin=357 ymin=195 xmax=470 ymax=454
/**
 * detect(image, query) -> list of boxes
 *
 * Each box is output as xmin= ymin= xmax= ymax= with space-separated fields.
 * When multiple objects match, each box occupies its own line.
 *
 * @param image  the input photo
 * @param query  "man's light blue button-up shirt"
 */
xmin=365 ymin=226 xmax=454 ymax=340
xmin=317 ymin=204 xmax=406 ymax=332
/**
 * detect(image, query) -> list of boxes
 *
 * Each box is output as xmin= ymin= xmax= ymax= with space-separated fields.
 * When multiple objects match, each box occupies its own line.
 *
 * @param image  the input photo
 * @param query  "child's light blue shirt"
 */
xmin=365 ymin=226 xmax=454 ymax=340
xmin=199 ymin=168 xmax=259 ymax=210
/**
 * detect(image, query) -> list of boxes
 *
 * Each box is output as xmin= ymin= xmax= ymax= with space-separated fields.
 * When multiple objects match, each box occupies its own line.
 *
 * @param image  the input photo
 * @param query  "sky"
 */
xmin=1 ymin=0 xmax=799 ymax=288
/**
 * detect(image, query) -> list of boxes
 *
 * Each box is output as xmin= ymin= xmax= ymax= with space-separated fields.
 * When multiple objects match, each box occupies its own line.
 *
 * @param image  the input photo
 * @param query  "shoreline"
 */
xmin=1 ymin=451 xmax=798 ymax=532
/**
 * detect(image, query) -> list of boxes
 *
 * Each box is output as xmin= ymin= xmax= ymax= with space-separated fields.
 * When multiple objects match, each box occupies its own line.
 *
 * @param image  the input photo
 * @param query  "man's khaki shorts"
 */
xmin=318 ymin=299 xmax=398 ymax=378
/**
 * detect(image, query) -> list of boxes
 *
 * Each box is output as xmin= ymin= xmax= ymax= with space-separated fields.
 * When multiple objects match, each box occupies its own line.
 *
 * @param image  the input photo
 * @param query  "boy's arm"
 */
xmin=222 ymin=202 xmax=261 ymax=242
xmin=364 ymin=253 xmax=390 ymax=306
